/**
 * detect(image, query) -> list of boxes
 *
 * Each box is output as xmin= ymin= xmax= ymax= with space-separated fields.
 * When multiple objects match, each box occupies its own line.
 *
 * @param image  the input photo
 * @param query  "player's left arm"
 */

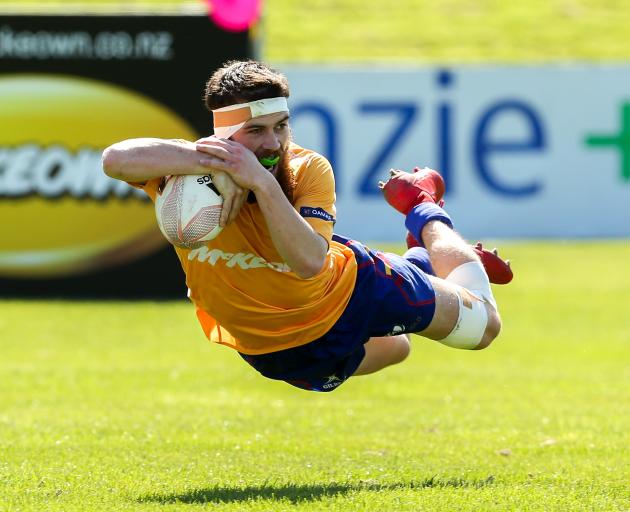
xmin=196 ymin=138 xmax=328 ymax=279
xmin=255 ymin=175 xmax=329 ymax=279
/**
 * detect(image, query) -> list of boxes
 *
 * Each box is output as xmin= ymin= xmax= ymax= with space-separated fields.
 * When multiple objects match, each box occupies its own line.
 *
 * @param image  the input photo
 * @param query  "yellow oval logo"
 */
xmin=0 ymin=74 xmax=199 ymax=277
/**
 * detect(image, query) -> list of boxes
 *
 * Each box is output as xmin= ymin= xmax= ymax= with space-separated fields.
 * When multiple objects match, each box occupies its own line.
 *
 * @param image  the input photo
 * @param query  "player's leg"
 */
xmin=381 ymin=168 xmax=501 ymax=350
xmin=355 ymin=229 xmax=500 ymax=378
xmin=353 ymin=227 xmax=492 ymax=377
xmin=406 ymin=232 xmax=513 ymax=285
xmin=353 ymin=226 xmax=499 ymax=378
xmin=416 ymin=214 xmax=479 ymax=280
xmin=421 ymin=275 xmax=500 ymax=350
xmin=353 ymin=334 xmax=411 ymax=375
xmin=412 ymin=218 xmax=501 ymax=349
xmin=384 ymin=167 xmax=513 ymax=285
xmin=401 ymin=239 xmax=505 ymax=336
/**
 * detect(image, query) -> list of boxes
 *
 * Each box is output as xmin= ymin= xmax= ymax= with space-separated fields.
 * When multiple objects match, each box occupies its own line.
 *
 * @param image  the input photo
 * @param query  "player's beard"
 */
xmin=248 ymin=148 xmax=296 ymax=204
xmin=272 ymin=149 xmax=296 ymax=203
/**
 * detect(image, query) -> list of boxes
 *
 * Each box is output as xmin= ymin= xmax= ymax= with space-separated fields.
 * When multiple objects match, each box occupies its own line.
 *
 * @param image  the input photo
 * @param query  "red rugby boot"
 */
xmin=406 ymin=234 xmax=513 ymax=284
xmin=379 ymin=167 xmax=446 ymax=215
xmin=472 ymin=242 xmax=513 ymax=284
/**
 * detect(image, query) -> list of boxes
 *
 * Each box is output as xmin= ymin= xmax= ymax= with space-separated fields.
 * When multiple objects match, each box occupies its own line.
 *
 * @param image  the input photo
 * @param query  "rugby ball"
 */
xmin=155 ymin=174 xmax=223 ymax=249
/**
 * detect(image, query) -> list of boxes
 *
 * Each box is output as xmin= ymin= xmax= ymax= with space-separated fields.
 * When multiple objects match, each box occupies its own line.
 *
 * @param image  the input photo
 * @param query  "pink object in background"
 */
xmin=206 ymin=0 xmax=262 ymax=32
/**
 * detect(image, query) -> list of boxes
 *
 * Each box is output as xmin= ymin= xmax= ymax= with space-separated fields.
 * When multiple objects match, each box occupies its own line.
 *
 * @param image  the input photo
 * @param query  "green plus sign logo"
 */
xmin=585 ymin=103 xmax=630 ymax=181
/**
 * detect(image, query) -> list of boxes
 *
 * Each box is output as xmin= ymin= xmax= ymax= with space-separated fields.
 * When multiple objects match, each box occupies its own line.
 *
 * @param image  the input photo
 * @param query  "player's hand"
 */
xmin=206 ymin=169 xmax=247 ymax=227
xmin=195 ymin=137 xmax=249 ymax=226
xmin=196 ymin=136 xmax=273 ymax=192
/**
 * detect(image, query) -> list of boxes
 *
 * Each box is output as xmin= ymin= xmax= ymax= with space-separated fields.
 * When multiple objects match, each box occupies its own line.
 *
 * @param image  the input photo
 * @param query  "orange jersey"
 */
xmin=138 ymin=142 xmax=357 ymax=354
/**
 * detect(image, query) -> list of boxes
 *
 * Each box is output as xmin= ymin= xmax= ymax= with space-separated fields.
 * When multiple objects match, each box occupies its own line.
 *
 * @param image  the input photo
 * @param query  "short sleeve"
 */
xmin=292 ymin=154 xmax=337 ymax=243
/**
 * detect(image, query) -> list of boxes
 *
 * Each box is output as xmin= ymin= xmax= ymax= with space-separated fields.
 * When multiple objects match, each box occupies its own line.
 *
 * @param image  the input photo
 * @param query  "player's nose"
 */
xmin=261 ymin=129 xmax=281 ymax=150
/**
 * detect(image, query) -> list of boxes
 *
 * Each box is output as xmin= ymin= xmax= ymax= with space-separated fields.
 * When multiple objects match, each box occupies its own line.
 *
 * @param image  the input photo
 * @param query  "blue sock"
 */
xmin=405 ymin=203 xmax=453 ymax=246
xmin=403 ymin=247 xmax=435 ymax=275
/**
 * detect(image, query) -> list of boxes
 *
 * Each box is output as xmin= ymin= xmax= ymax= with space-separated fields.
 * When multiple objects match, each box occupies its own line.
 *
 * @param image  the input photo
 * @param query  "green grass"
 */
xmin=264 ymin=0 xmax=630 ymax=63
xmin=1 ymin=241 xmax=629 ymax=511
xmin=1 ymin=0 xmax=629 ymax=62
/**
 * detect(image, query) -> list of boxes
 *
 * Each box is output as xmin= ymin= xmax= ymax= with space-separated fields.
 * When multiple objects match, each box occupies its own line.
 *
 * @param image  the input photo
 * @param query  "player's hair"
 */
xmin=203 ymin=60 xmax=290 ymax=111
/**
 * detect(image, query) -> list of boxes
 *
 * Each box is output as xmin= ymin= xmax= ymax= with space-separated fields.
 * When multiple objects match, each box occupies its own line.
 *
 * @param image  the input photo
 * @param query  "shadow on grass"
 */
xmin=139 ymin=475 xmax=495 ymax=504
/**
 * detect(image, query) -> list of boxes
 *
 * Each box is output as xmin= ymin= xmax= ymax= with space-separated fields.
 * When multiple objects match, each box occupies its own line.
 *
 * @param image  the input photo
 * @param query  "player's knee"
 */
xmin=392 ymin=334 xmax=411 ymax=363
xmin=384 ymin=334 xmax=411 ymax=365
xmin=354 ymin=335 xmax=411 ymax=376
xmin=437 ymin=294 xmax=501 ymax=351
xmin=475 ymin=306 xmax=501 ymax=350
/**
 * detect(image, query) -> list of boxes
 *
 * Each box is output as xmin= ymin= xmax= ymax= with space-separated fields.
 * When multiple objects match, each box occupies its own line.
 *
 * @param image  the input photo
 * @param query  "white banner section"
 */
xmin=284 ymin=66 xmax=630 ymax=241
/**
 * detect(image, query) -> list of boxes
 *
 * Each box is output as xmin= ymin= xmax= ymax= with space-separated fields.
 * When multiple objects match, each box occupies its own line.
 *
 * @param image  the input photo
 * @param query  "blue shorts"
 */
xmin=239 ymin=234 xmax=436 ymax=392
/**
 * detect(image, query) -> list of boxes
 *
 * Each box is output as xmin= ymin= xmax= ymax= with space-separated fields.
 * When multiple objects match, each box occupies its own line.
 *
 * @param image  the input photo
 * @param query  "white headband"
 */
xmin=212 ymin=97 xmax=289 ymax=139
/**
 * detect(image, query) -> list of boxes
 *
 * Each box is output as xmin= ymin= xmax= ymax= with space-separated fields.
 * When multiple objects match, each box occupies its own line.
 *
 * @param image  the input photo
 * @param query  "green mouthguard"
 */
xmin=259 ymin=155 xmax=280 ymax=167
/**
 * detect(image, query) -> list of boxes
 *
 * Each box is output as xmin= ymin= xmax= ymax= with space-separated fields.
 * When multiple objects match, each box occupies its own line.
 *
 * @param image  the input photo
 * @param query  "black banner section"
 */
xmin=0 ymin=14 xmax=252 ymax=297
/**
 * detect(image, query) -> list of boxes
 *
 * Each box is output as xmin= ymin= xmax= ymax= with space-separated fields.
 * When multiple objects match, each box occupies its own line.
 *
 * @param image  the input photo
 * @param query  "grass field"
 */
xmin=1 ymin=0 xmax=629 ymax=62
xmin=1 ymin=242 xmax=629 ymax=511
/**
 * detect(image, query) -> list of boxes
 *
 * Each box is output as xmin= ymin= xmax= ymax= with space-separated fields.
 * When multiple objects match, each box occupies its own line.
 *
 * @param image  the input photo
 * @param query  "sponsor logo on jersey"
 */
xmin=0 ymin=74 xmax=197 ymax=277
xmin=188 ymin=246 xmax=291 ymax=273
xmin=299 ymin=206 xmax=335 ymax=223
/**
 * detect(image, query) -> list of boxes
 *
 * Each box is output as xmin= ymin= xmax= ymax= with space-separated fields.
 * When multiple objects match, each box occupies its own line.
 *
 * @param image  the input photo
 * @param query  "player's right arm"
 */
xmin=102 ymin=138 xmax=209 ymax=182
xmin=102 ymin=138 xmax=246 ymax=226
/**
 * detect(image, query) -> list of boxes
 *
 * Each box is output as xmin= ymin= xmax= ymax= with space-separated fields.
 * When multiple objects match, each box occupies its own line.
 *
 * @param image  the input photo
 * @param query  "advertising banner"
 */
xmin=0 ymin=13 xmax=251 ymax=296
xmin=285 ymin=66 xmax=630 ymax=242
